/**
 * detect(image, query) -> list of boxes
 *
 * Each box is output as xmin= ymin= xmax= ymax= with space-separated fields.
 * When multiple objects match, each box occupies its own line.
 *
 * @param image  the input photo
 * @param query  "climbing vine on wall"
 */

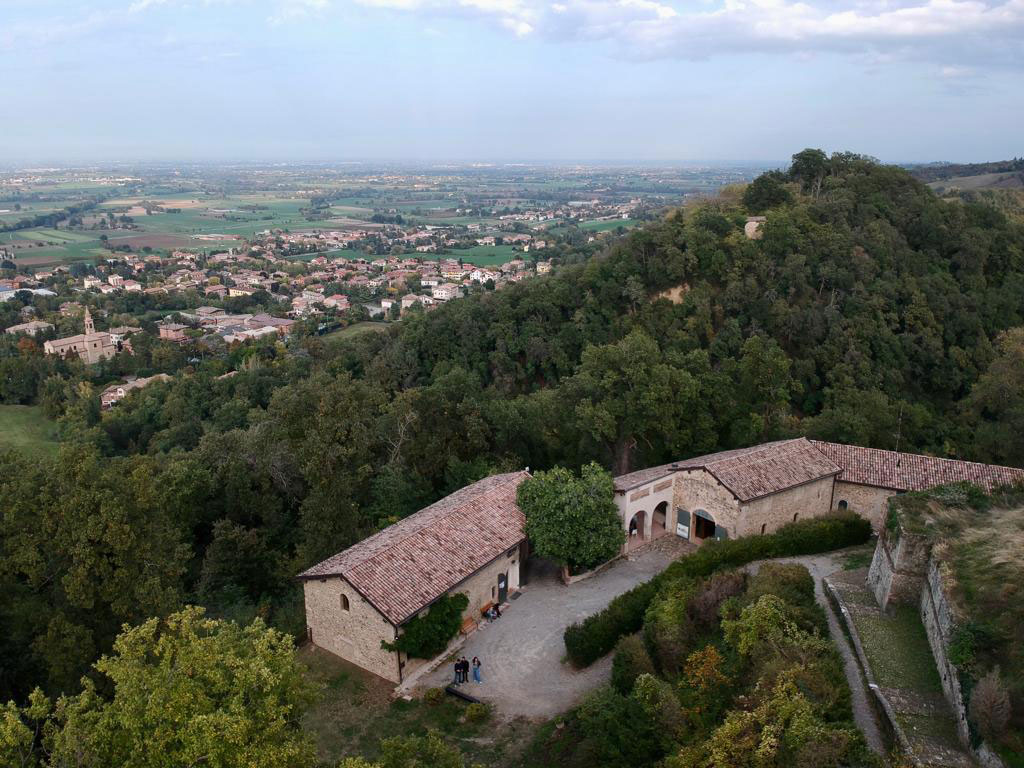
xmin=382 ymin=593 xmax=469 ymax=658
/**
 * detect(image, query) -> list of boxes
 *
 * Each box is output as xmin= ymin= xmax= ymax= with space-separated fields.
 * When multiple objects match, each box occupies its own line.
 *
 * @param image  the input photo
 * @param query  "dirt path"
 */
xmin=746 ymin=550 xmax=888 ymax=756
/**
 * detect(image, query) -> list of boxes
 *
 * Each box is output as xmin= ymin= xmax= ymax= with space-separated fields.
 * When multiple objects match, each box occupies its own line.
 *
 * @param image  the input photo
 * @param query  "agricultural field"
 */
xmin=0 ymin=405 xmax=60 ymax=457
xmin=443 ymin=244 xmax=521 ymax=265
xmin=322 ymin=321 xmax=390 ymax=343
xmin=579 ymin=217 xmax=639 ymax=232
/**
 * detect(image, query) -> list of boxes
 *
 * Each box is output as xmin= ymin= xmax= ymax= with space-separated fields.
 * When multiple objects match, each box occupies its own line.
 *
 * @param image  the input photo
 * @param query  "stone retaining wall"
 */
xmin=867 ymin=522 xmax=931 ymax=611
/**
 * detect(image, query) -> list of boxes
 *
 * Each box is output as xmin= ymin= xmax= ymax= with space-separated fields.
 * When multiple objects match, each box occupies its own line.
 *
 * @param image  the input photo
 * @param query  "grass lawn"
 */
xmin=299 ymin=646 xmax=534 ymax=767
xmin=0 ymin=405 xmax=60 ymax=457
xmin=851 ymin=604 xmax=943 ymax=692
xmin=322 ymin=321 xmax=390 ymax=343
xmin=578 ymin=218 xmax=639 ymax=232
xmin=445 ymin=244 xmax=519 ymax=265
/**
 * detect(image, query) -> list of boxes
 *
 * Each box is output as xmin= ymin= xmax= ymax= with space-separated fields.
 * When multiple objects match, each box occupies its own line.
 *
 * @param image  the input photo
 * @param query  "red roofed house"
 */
xmin=810 ymin=440 xmax=1024 ymax=525
xmin=612 ymin=437 xmax=1024 ymax=551
xmin=298 ymin=471 xmax=530 ymax=682
xmin=613 ymin=438 xmax=841 ymax=552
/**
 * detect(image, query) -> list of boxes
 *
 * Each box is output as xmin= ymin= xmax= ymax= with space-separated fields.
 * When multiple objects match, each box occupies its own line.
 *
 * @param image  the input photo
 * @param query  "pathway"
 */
xmin=417 ymin=537 xmax=691 ymax=718
xmin=746 ymin=550 xmax=888 ymax=756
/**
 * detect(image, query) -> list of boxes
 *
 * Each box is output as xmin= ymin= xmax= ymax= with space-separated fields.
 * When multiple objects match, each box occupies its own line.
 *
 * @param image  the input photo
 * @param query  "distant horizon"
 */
xmin=0 ymin=155 xmax=1014 ymax=170
xmin=5 ymin=0 xmax=1023 ymax=165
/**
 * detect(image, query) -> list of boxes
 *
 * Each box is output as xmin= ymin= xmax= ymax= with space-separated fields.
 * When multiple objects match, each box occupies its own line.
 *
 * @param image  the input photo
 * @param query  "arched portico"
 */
xmin=653 ymin=501 xmax=668 ymax=537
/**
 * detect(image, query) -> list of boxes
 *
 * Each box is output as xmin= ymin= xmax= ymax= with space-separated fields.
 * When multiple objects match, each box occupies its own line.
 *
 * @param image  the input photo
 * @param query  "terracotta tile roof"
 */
xmin=673 ymin=438 xmax=841 ymax=502
xmin=298 ymin=471 xmax=529 ymax=625
xmin=614 ymin=438 xmax=841 ymax=502
xmin=810 ymin=441 xmax=1024 ymax=492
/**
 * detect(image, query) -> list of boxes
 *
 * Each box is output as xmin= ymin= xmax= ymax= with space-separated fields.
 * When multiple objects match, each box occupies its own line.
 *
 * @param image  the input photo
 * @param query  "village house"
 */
xmin=100 ymin=374 xmax=171 ymax=409
xmin=431 ymin=283 xmax=460 ymax=301
xmin=299 ymin=471 xmax=530 ymax=683
xmin=158 ymin=323 xmax=189 ymax=344
xmin=5 ymin=320 xmax=54 ymax=336
xmin=43 ymin=308 xmax=120 ymax=364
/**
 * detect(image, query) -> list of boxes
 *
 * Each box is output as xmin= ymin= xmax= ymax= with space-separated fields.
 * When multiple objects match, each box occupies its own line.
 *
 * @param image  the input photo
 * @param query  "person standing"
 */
xmin=453 ymin=659 xmax=462 ymax=686
xmin=460 ymin=656 xmax=469 ymax=684
xmin=472 ymin=657 xmax=481 ymax=684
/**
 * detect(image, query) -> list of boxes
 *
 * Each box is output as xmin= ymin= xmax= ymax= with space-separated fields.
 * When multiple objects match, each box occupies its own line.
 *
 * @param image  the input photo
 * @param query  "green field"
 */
xmin=579 ymin=217 xmax=639 ymax=232
xmin=322 ymin=321 xmax=390 ymax=343
xmin=0 ymin=405 xmax=60 ymax=457
xmin=444 ymin=244 xmax=519 ymax=265
xmin=16 ymin=228 xmax=96 ymax=243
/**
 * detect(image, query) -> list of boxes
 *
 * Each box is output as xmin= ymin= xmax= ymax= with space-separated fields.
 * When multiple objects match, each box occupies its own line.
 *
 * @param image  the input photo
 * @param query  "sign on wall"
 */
xmin=676 ymin=523 xmax=689 ymax=539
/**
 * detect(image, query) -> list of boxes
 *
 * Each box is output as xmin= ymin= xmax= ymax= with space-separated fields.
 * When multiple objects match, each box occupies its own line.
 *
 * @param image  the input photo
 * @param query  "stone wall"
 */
xmin=832 ymin=481 xmax=895 ymax=530
xmin=866 ymin=522 xmax=932 ymax=611
xmin=304 ymin=576 xmax=400 ymax=682
xmin=739 ymin=476 xmax=834 ymax=537
xmin=305 ymin=546 xmax=523 ymax=683
xmin=671 ymin=468 xmax=741 ymax=539
xmin=919 ymin=555 xmax=973 ymax=748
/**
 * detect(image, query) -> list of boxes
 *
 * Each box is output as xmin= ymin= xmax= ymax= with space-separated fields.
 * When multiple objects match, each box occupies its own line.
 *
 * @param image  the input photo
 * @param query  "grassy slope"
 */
xmin=0 ymin=405 xmax=60 ymax=457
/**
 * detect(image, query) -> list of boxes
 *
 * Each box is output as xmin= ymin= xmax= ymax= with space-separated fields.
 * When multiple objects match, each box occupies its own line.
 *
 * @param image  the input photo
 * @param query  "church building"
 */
xmin=43 ymin=308 xmax=119 ymax=364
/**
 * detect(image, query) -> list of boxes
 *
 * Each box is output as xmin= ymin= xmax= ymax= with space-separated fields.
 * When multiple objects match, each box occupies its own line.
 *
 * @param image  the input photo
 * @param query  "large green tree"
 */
xmin=565 ymin=329 xmax=698 ymax=475
xmin=517 ymin=463 xmax=624 ymax=571
xmin=47 ymin=606 xmax=317 ymax=768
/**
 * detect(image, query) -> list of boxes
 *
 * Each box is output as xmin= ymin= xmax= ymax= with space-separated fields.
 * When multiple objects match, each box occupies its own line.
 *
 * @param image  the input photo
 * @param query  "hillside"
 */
xmin=3 ymin=150 xmax=1024 ymax=758
xmin=910 ymin=158 xmax=1024 ymax=187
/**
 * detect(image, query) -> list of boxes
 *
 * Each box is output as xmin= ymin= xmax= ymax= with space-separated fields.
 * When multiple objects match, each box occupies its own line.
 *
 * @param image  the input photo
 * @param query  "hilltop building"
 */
xmin=299 ymin=471 xmax=530 ymax=683
xmin=613 ymin=438 xmax=1024 ymax=550
xmin=299 ymin=439 xmax=1023 ymax=682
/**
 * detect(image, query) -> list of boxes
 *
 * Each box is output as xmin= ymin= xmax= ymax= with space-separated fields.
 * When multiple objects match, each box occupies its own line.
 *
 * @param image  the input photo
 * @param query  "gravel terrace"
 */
xmin=417 ymin=537 xmax=691 ymax=718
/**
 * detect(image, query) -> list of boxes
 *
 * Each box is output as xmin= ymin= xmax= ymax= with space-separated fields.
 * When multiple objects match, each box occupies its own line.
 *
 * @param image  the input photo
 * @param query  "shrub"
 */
xmin=465 ymin=701 xmax=490 ymax=723
xmin=382 ymin=593 xmax=469 ymax=658
xmin=423 ymin=687 xmax=445 ymax=705
xmin=969 ymin=668 xmax=1011 ymax=740
xmin=687 ymin=570 xmax=747 ymax=627
xmin=611 ymin=634 xmax=656 ymax=694
xmin=564 ymin=512 xmax=870 ymax=667
xmin=745 ymin=562 xmax=825 ymax=635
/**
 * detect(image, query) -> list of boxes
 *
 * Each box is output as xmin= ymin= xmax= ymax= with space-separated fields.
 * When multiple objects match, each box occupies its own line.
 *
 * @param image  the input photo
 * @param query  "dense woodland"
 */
xmin=3 ymin=151 xmax=1024 ymax=734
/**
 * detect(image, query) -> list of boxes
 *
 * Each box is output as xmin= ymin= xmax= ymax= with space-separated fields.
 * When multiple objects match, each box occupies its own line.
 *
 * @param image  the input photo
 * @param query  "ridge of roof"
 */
xmin=297 ymin=470 xmax=530 ymax=625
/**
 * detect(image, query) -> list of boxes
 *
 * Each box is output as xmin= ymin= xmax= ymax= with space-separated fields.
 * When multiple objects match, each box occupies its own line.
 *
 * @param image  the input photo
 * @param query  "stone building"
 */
xmin=613 ymin=438 xmax=1024 ymax=549
xmin=811 ymin=440 xmax=1024 ymax=527
xmin=299 ymin=471 xmax=529 ymax=683
xmin=613 ymin=439 xmax=840 ymax=550
xmin=43 ymin=308 xmax=119 ymax=364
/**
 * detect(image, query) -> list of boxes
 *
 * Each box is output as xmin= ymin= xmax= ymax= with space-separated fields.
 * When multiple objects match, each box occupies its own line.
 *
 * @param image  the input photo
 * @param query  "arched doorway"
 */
xmin=628 ymin=510 xmax=647 ymax=540
xmin=693 ymin=509 xmax=716 ymax=540
xmin=652 ymin=501 xmax=668 ymax=538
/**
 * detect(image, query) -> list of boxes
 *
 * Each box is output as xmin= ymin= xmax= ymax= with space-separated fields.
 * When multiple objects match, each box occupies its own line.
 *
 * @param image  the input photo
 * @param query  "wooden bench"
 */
xmin=479 ymin=602 xmax=494 ymax=616
xmin=460 ymin=616 xmax=478 ymax=634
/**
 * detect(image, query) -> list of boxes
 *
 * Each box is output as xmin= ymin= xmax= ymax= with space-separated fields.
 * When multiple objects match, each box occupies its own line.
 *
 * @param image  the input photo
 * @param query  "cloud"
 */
xmin=268 ymin=0 xmax=332 ymax=23
xmin=351 ymin=0 xmax=1024 ymax=63
xmin=128 ymin=0 xmax=173 ymax=12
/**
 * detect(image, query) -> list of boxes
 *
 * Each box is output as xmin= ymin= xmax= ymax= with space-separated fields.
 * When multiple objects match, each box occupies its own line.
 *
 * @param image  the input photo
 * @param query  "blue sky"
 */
xmin=2 ymin=0 xmax=1022 ymax=162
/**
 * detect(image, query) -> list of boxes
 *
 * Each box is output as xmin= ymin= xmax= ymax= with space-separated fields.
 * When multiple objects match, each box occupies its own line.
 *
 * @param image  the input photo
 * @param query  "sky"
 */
xmin=1 ymin=0 xmax=1022 ymax=163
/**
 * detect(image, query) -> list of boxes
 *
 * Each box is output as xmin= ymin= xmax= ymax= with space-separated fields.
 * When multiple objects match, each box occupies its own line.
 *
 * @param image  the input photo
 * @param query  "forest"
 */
xmin=2 ymin=150 xmax=1024 ymax=764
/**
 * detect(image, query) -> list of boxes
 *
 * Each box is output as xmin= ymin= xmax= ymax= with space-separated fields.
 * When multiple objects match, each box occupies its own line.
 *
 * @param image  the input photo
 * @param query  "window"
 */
xmin=838 ymin=500 xmax=848 ymax=511
xmin=760 ymin=523 xmax=766 ymax=535
xmin=340 ymin=594 xmax=350 ymax=612
xmin=792 ymin=513 xmax=799 ymax=522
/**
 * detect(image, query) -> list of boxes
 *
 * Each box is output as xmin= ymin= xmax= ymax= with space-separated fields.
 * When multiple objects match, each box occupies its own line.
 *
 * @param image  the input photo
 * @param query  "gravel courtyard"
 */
xmin=417 ymin=538 xmax=690 ymax=718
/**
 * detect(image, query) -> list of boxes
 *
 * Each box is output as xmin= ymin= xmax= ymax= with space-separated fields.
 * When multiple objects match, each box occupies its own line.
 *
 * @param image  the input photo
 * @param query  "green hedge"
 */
xmin=563 ymin=512 xmax=872 ymax=667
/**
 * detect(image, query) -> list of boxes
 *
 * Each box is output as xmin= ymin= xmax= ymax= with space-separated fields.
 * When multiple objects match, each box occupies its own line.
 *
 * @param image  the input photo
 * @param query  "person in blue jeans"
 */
xmin=472 ymin=657 xmax=481 ymax=683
